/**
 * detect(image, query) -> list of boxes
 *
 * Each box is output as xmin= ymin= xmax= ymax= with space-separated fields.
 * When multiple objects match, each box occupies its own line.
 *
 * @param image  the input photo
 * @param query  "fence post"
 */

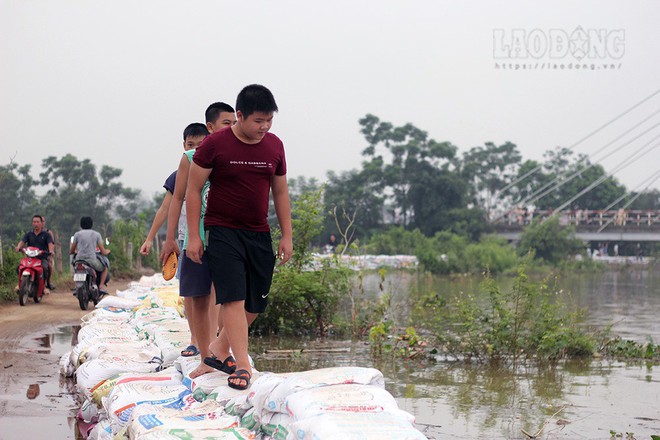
xmin=127 ymin=242 xmax=134 ymax=269
xmin=54 ymin=230 xmax=63 ymax=275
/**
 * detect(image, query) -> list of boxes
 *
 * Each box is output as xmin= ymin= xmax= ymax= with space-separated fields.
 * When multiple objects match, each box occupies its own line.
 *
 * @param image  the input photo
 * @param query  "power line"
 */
xmin=523 ymin=123 xmax=660 ymax=207
xmin=547 ymin=139 xmax=660 ymax=216
xmin=491 ymin=107 xmax=660 ymax=222
xmin=599 ymin=169 xmax=660 ymax=213
xmin=499 ymin=89 xmax=660 ymax=195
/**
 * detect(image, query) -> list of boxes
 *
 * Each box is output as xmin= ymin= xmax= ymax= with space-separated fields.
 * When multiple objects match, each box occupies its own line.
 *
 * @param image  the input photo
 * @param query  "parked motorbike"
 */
xmin=17 ymin=246 xmax=47 ymax=306
xmin=72 ymin=259 xmax=102 ymax=310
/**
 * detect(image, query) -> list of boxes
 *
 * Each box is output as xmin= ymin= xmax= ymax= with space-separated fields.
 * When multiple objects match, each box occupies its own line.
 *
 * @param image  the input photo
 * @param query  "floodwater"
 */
xmin=3 ymin=268 xmax=660 ymax=439
xmin=251 ymin=268 xmax=660 ymax=439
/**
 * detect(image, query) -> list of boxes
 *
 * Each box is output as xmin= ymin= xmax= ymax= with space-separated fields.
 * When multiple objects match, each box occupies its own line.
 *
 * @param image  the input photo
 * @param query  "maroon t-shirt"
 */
xmin=192 ymin=127 xmax=287 ymax=232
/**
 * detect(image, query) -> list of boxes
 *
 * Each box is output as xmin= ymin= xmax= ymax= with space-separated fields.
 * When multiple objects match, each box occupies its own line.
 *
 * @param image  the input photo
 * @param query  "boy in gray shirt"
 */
xmin=70 ymin=216 xmax=111 ymax=291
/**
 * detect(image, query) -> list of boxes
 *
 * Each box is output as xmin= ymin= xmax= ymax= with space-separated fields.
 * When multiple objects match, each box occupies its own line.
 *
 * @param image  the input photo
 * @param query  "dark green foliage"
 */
xmin=39 ymin=154 xmax=140 ymax=240
xmin=323 ymin=169 xmax=385 ymax=241
xmin=518 ymin=217 xmax=584 ymax=264
xmin=601 ymin=338 xmax=660 ymax=360
xmin=259 ymin=261 xmax=352 ymax=336
xmin=509 ymin=147 xmax=627 ymax=211
xmin=358 ymin=114 xmax=464 ymax=235
xmin=456 ymin=141 xmax=522 ymax=216
xmin=255 ymin=188 xmax=353 ymax=337
xmin=0 ymin=163 xmax=38 ymax=242
xmin=107 ymin=217 xmax=153 ymax=276
xmin=414 ymin=262 xmax=597 ymax=363
xmin=0 ymin=241 xmax=23 ymax=301
xmin=366 ymin=228 xmax=519 ymax=275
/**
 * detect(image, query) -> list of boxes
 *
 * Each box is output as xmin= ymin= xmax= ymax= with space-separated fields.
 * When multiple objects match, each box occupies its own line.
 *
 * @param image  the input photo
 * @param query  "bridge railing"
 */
xmin=498 ymin=209 xmax=660 ymax=227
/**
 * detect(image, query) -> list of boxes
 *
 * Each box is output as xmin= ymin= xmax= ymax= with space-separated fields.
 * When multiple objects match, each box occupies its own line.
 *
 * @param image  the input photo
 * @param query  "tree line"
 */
xmin=2 ymin=114 xmax=659 ymax=265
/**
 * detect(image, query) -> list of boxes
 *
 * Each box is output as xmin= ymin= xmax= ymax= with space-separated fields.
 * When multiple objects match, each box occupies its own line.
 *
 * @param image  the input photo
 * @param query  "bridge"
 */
xmin=492 ymin=209 xmax=660 ymax=242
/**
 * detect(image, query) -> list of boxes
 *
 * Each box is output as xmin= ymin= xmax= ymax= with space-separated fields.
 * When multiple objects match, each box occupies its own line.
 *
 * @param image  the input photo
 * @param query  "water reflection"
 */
xmin=253 ymin=268 xmax=660 ymax=439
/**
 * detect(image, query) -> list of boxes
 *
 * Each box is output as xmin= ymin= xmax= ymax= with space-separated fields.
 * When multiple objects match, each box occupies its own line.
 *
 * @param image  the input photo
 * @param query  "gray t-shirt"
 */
xmin=73 ymin=229 xmax=102 ymax=260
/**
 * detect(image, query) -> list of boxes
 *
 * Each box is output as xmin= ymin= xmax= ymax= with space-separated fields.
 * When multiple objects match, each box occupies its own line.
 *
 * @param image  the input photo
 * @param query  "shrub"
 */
xmin=415 ymin=260 xmax=597 ymax=363
xmin=518 ymin=217 xmax=584 ymax=265
xmin=253 ymin=187 xmax=353 ymax=337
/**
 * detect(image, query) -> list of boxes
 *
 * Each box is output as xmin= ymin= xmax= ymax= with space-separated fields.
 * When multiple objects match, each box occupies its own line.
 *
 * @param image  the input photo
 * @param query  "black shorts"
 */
xmin=179 ymin=251 xmax=212 ymax=298
xmin=206 ymin=226 xmax=276 ymax=313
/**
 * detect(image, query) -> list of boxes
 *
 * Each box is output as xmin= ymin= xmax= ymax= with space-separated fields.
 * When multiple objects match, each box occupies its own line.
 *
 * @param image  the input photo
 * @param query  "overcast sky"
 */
xmin=1 ymin=0 xmax=659 ymax=201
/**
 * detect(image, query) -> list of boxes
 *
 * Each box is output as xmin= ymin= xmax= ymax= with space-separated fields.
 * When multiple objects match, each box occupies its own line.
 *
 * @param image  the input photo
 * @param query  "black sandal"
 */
xmin=203 ymin=355 xmax=237 ymax=374
xmin=227 ymin=369 xmax=251 ymax=390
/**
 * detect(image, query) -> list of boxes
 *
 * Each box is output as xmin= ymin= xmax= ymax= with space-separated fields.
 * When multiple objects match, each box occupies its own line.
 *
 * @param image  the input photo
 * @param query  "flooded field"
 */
xmin=1 ymin=268 xmax=659 ymax=439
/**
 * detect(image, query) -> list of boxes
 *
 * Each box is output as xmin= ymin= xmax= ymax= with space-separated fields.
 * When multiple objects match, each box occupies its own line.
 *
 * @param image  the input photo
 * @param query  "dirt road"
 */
xmin=0 ymin=279 xmax=129 ymax=438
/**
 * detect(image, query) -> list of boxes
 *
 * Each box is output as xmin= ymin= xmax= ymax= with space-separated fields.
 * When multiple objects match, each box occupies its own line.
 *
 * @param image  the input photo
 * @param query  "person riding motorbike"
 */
xmin=69 ymin=216 xmax=110 ymax=295
xmin=15 ymin=215 xmax=54 ymax=293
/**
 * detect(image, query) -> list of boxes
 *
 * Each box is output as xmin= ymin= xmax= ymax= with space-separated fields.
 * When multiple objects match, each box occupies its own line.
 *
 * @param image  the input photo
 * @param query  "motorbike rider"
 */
xmin=69 ymin=216 xmax=111 ymax=294
xmin=15 ymin=215 xmax=54 ymax=292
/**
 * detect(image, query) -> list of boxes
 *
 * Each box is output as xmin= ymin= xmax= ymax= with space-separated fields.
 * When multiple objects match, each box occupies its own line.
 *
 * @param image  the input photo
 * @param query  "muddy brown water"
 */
xmin=0 ymin=269 xmax=659 ymax=439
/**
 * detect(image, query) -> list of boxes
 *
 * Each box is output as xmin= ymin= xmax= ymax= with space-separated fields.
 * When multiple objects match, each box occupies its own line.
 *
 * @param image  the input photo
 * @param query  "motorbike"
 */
xmin=17 ymin=246 xmax=47 ymax=306
xmin=72 ymin=258 xmax=104 ymax=310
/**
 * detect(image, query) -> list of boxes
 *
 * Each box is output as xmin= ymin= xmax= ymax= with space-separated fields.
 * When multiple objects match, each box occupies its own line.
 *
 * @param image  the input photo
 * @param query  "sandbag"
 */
xmin=59 ymin=351 xmax=75 ymax=377
xmin=90 ymin=367 xmax=183 ymax=405
xmin=80 ymin=307 xmax=133 ymax=325
xmin=256 ymin=410 xmax=292 ymax=440
xmin=126 ymin=400 xmax=238 ymax=438
xmin=76 ymin=358 xmax=162 ymax=394
xmin=103 ymin=382 xmax=193 ymax=429
xmin=286 ymin=411 xmax=427 ymax=440
xmin=261 ymin=367 xmax=384 ymax=414
xmin=95 ymin=295 xmax=142 ymax=310
xmin=285 ymin=383 xmax=410 ymax=422
xmin=136 ymin=427 xmax=256 ymax=440
xmin=86 ymin=417 xmax=113 ymax=440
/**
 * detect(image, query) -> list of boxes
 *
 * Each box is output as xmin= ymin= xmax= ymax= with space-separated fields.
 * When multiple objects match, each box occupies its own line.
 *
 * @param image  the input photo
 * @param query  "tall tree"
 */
xmin=0 ymin=162 xmax=38 ymax=241
xmin=323 ymin=169 xmax=385 ymax=241
xmin=359 ymin=114 xmax=459 ymax=231
xmin=534 ymin=148 xmax=626 ymax=210
xmin=39 ymin=154 xmax=140 ymax=239
xmin=457 ymin=141 xmax=522 ymax=218
xmin=628 ymin=189 xmax=660 ymax=210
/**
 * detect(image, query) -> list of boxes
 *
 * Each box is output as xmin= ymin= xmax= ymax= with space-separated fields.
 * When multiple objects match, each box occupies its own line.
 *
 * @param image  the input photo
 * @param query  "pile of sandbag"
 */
xmin=311 ymin=254 xmax=419 ymax=270
xmin=60 ymin=274 xmax=427 ymax=439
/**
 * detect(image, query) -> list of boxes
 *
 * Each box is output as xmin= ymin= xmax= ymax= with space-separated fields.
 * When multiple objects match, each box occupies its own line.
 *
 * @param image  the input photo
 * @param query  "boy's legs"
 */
xmin=179 ymin=251 xmax=213 ymax=369
xmin=190 ymin=295 xmax=212 ymax=367
xmin=221 ymin=300 xmax=251 ymax=378
xmin=209 ymin=309 xmax=258 ymax=363
xmin=209 ymin=291 xmax=220 ymax=338
xmin=205 ymin=226 xmax=275 ymax=383
xmin=183 ymin=296 xmax=197 ymax=348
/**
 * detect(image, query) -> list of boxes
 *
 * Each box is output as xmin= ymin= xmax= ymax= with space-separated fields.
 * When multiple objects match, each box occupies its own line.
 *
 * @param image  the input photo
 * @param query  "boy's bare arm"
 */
xmin=272 ymin=174 xmax=293 ymax=264
xmin=160 ymin=155 xmax=190 ymax=264
xmin=140 ymin=192 xmax=173 ymax=255
xmin=185 ymin=162 xmax=212 ymax=264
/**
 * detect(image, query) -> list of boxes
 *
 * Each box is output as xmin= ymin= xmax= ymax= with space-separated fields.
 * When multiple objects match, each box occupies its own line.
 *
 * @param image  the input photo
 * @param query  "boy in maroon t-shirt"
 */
xmin=186 ymin=85 xmax=292 ymax=389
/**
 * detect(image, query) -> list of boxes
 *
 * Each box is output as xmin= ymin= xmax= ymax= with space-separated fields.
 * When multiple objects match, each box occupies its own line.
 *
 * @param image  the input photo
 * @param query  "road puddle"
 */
xmin=0 ymin=325 xmax=80 ymax=440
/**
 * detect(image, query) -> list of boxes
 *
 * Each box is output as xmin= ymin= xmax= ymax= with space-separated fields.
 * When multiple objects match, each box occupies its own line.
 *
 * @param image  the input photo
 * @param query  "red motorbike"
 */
xmin=17 ymin=246 xmax=47 ymax=306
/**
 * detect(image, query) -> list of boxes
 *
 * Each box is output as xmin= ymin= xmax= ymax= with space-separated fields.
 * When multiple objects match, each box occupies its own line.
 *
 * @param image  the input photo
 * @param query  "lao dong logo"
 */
xmin=493 ymin=27 xmax=625 ymax=61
